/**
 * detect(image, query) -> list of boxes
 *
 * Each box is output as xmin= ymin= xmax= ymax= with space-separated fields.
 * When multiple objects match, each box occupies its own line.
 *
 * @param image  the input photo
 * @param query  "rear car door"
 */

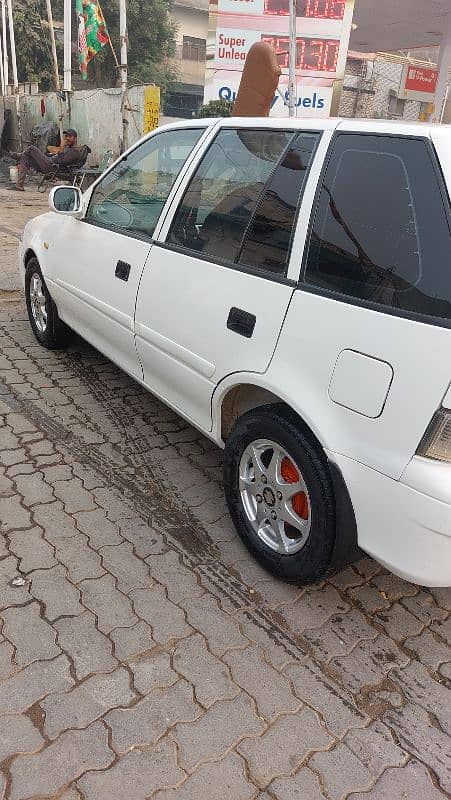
xmin=46 ymin=124 xmax=207 ymax=379
xmin=134 ymin=123 xmax=321 ymax=431
xmin=272 ymin=130 xmax=451 ymax=481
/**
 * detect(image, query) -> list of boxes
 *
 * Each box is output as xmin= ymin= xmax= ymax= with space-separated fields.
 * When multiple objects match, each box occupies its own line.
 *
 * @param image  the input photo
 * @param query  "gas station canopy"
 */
xmin=349 ymin=0 xmax=451 ymax=121
xmin=350 ymin=0 xmax=449 ymax=53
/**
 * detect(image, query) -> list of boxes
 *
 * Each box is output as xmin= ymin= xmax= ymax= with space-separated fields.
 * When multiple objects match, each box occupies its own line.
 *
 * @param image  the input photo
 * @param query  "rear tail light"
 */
xmin=417 ymin=408 xmax=451 ymax=463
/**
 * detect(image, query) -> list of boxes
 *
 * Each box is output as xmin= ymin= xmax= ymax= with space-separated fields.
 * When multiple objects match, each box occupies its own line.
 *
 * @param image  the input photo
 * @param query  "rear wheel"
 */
xmin=25 ymin=258 xmax=71 ymax=349
xmin=224 ymin=404 xmax=336 ymax=583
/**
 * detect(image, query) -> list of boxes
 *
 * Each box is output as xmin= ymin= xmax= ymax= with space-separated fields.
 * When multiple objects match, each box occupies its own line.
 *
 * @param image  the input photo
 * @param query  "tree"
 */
xmin=13 ymin=0 xmax=57 ymax=89
xmin=91 ymin=0 xmax=178 ymax=95
xmin=198 ymin=99 xmax=234 ymax=117
xmin=13 ymin=0 xmax=177 ymax=96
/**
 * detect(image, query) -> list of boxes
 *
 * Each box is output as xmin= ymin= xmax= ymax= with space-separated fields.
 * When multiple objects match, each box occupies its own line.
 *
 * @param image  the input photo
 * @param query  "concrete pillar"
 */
xmin=433 ymin=14 xmax=451 ymax=122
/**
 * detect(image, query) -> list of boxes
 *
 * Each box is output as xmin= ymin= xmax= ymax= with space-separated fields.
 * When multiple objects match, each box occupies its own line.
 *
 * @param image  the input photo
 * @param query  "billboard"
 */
xmin=204 ymin=0 xmax=355 ymax=117
xmin=399 ymin=65 xmax=439 ymax=103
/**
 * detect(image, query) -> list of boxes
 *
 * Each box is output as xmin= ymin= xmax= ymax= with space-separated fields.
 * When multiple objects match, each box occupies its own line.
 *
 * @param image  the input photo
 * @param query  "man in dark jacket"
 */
xmin=10 ymin=129 xmax=81 ymax=191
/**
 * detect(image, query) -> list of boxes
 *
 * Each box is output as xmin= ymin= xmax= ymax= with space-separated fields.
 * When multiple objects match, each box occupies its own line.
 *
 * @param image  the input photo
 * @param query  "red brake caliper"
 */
xmin=281 ymin=457 xmax=309 ymax=520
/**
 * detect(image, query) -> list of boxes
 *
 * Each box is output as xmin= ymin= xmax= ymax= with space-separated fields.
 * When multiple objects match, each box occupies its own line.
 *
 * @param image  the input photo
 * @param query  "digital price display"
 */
xmin=264 ymin=0 xmax=345 ymax=20
xmin=205 ymin=0 xmax=355 ymax=118
xmin=262 ymin=35 xmax=340 ymax=72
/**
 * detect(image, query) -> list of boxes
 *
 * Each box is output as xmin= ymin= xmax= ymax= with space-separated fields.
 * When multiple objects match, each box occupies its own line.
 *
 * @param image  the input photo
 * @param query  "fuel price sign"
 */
xmin=204 ymin=0 xmax=355 ymax=117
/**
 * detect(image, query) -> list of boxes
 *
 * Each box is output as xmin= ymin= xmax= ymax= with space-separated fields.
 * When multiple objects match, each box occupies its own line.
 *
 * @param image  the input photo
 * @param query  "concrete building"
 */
xmin=339 ymin=51 xmax=439 ymax=122
xmin=165 ymin=0 xmax=209 ymax=118
xmin=164 ymin=0 xmax=451 ymax=122
xmin=349 ymin=1 xmax=451 ymax=123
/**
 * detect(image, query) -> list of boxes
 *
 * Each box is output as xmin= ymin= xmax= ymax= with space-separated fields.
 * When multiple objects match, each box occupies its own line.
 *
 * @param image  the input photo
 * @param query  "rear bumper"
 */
xmin=329 ymin=453 xmax=451 ymax=587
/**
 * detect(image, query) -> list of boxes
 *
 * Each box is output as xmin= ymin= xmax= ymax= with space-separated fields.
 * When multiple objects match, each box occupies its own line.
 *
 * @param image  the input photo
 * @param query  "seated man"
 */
xmin=9 ymin=129 xmax=80 ymax=191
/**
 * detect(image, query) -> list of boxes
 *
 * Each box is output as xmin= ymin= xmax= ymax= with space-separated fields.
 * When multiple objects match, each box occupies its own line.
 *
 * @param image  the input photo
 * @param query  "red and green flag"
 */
xmin=76 ymin=0 xmax=110 ymax=79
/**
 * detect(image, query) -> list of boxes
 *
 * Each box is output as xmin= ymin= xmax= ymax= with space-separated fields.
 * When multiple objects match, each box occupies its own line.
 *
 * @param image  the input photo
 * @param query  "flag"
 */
xmin=76 ymin=0 xmax=110 ymax=80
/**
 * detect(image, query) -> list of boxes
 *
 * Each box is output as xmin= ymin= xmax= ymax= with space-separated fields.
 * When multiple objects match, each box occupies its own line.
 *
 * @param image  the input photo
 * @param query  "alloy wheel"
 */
xmin=239 ymin=438 xmax=312 ymax=555
xmin=29 ymin=273 xmax=48 ymax=334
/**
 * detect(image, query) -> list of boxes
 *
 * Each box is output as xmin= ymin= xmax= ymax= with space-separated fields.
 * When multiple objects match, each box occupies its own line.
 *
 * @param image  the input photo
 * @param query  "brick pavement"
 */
xmin=0 ymin=265 xmax=449 ymax=796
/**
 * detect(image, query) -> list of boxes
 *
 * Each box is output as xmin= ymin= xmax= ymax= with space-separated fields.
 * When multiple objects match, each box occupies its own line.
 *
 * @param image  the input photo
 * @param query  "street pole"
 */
xmin=1 ymin=0 xmax=9 ymax=91
xmin=45 ymin=0 xmax=64 ymax=138
xmin=288 ymin=0 xmax=296 ymax=117
xmin=119 ymin=0 xmax=128 ymax=152
xmin=6 ymin=0 xmax=21 ymax=147
xmin=0 ymin=13 xmax=5 ymax=96
xmin=63 ymin=0 xmax=71 ymax=93
xmin=439 ymin=76 xmax=451 ymax=123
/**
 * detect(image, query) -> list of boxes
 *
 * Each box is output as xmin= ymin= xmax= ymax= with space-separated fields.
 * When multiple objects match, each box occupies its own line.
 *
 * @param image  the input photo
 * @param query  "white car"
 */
xmin=19 ymin=117 xmax=451 ymax=587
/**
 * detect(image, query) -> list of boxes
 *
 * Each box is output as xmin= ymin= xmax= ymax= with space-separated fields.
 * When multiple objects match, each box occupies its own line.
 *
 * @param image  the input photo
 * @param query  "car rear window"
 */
xmin=304 ymin=133 xmax=451 ymax=325
xmin=238 ymin=132 xmax=319 ymax=275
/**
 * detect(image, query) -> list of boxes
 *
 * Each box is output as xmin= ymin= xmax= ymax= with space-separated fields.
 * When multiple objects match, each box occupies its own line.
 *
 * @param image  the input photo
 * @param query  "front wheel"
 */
xmin=25 ymin=258 xmax=71 ymax=349
xmin=223 ymin=404 xmax=336 ymax=584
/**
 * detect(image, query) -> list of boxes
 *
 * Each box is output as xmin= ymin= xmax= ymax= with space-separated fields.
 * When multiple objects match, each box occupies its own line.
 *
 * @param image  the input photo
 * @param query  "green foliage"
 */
xmin=198 ymin=99 xmax=234 ymax=117
xmin=13 ymin=0 xmax=58 ymax=89
xmin=12 ymin=0 xmax=176 ymax=95
xmin=91 ymin=0 xmax=178 ymax=93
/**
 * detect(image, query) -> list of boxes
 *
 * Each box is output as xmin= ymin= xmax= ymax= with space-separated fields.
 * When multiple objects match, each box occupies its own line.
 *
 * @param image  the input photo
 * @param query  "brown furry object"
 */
xmin=232 ymin=41 xmax=281 ymax=117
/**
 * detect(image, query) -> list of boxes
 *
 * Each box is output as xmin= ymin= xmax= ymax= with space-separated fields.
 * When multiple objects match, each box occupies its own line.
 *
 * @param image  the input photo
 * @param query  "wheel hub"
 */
xmin=239 ymin=439 xmax=312 ymax=556
xmin=262 ymin=487 xmax=276 ymax=507
xmin=29 ymin=273 xmax=48 ymax=334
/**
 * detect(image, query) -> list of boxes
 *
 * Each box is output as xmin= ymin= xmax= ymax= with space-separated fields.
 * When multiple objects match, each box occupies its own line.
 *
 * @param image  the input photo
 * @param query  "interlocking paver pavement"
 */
xmin=0 ymin=715 xmax=44 ymax=762
xmin=238 ymin=708 xmax=331 ymax=788
xmin=78 ymin=741 xmax=184 ymax=800
xmin=41 ymin=667 xmax=136 ymax=737
xmin=348 ymin=758 xmax=446 ymax=800
xmin=1 ymin=602 xmax=60 ymax=666
xmin=154 ymin=752 xmax=255 ymax=800
xmin=9 ymin=722 xmax=113 ymax=800
xmin=54 ymin=612 xmax=118 ymax=679
xmin=106 ymin=680 xmax=201 ymax=753
xmin=173 ymin=633 xmax=240 ymax=708
xmin=0 ymin=243 xmax=449 ymax=799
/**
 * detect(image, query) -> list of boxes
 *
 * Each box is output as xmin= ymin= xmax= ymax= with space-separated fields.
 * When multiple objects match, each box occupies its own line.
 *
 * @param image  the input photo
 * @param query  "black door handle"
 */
xmin=115 ymin=260 xmax=131 ymax=282
xmin=227 ymin=307 xmax=256 ymax=338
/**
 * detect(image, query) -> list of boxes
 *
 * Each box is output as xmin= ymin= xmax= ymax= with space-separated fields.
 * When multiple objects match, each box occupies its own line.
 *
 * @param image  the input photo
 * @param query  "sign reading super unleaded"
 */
xmin=204 ymin=0 xmax=355 ymax=116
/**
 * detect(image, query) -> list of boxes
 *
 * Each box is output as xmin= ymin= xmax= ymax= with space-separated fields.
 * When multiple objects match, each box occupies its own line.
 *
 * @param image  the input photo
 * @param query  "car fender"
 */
xmin=19 ymin=213 xmax=57 ymax=284
xmin=211 ymin=370 xmax=360 ymax=570
xmin=211 ymin=370 xmax=329 ymax=451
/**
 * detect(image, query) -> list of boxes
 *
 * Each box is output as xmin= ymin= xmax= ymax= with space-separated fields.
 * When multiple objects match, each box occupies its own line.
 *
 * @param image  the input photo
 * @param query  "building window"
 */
xmin=182 ymin=36 xmax=206 ymax=62
xmin=164 ymin=91 xmax=203 ymax=118
xmin=346 ymin=57 xmax=366 ymax=78
xmin=388 ymin=94 xmax=405 ymax=118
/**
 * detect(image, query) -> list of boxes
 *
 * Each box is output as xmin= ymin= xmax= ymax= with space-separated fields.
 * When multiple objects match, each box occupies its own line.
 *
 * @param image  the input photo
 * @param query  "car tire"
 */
xmin=25 ymin=258 xmax=71 ymax=349
xmin=223 ymin=404 xmax=336 ymax=584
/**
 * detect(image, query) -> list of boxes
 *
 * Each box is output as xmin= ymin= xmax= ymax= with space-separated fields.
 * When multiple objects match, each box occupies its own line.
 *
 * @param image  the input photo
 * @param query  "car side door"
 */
xmin=134 ymin=122 xmax=321 ymax=431
xmin=271 ymin=130 xmax=451 ymax=481
xmin=46 ymin=124 xmax=208 ymax=379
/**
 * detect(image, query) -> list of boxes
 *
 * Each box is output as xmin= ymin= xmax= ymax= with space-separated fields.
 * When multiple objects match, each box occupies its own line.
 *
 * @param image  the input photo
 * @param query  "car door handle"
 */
xmin=227 ymin=307 xmax=256 ymax=338
xmin=115 ymin=260 xmax=131 ymax=282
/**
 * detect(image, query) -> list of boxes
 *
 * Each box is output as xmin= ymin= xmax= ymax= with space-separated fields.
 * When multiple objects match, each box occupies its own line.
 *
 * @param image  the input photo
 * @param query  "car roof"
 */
xmin=158 ymin=115 xmax=451 ymax=138
xmin=123 ymin=116 xmax=450 ymax=167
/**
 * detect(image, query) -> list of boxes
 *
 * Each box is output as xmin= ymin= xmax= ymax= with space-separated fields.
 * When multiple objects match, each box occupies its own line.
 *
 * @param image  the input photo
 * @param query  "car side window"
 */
xmin=167 ymin=128 xmax=293 ymax=264
xmin=305 ymin=133 xmax=451 ymax=323
xmin=86 ymin=127 xmax=205 ymax=239
xmin=238 ymin=132 xmax=319 ymax=275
